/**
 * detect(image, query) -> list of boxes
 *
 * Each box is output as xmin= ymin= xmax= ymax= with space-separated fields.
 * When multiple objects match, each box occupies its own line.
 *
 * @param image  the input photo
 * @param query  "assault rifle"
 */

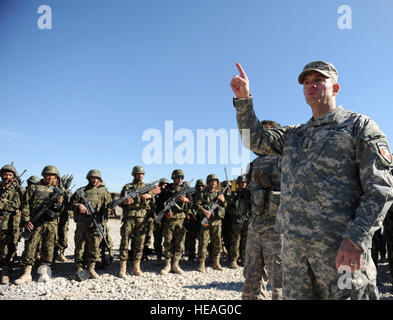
xmin=109 ymin=180 xmax=159 ymax=208
xmin=75 ymin=188 xmax=110 ymax=250
xmin=20 ymin=185 xmax=65 ymax=241
xmin=154 ymin=181 xmax=194 ymax=224
xmin=0 ymin=169 xmax=26 ymax=202
xmin=201 ymin=183 xmax=230 ymax=227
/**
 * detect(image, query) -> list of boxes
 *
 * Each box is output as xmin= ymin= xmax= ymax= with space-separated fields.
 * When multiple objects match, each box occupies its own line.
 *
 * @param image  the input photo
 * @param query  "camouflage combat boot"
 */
xmin=1 ymin=266 xmax=9 ymax=285
xmin=88 ymin=262 xmax=99 ymax=279
xmin=160 ymin=258 xmax=171 ymax=275
xmin=197 ymin=258 xmax=206 ymax=273
xmin=14 ymin=265 xmax=33 ymax=285
xmin=213 ymin=256 xmax=223 ymax=271
xmin=56 ymin=250 xmax=69 ymax=262
xmin=132 ymin=259 xmax=142 ymax=276
xmin=230 ymin=259 xmax=239 ymax=269
xmin=119 ymin=260 xmax=127 ymax=278
xmin=172 ymin=259 xmax=184 ymax=275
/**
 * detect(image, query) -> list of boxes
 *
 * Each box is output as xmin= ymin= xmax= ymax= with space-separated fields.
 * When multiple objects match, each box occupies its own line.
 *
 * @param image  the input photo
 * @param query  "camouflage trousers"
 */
xmin=0 ymin=213 xmax=20 ymax=267
xmin=74 ymin=222 xmax=102 ymax=264
xmin=185 ymin=218 xmax=199 ymax=259
xmin=162 ymin=218 xmax=186 ymax=261
xmin=198 ymin=220 xmax=222 ymax=259
xmin=55 ymin=212 xmax=69 ymax=253
xmin=242 ymin=226 xmax=283 ymax=300
xmin=282 ymin=234 xmax=379 ymax=300
xmin=119 ymin=217 xmax=146 ymax=261
xmin=229 ymin=219 xmax=248 ymax=262
xmin=21 ymin=221 xmax=58 ymax=266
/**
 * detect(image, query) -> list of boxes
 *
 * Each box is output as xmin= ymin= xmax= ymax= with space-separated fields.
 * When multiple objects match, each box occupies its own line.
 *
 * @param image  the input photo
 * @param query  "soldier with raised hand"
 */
xmin=196 ymin=174 xmax=227 ymax=273
xmin=157 ymin=169 xmax=190 ymax=275
xmin=15 ymin=165 xmax=65 ymax=285
xmin=242 ymin=120 xmax=283 ymax=300
xmin=70 ymin=169 xmax=112 ymax=279
xmin=228 ymin=175 xmax=251 ymax=269
xmin=0 ymin=165 xmax=22 ymax=284
xmin=231 ymin=61 xmax=393 ymax=299
xmin=118 ymin=166 xmax=156 ymax=277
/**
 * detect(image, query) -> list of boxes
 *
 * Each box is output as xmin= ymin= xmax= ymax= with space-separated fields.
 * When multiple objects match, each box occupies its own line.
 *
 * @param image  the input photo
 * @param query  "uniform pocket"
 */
xmin=251 ymin=189 xmax=265 ymax=214
xmin=267 ymin=191 xmax=281 ymax=215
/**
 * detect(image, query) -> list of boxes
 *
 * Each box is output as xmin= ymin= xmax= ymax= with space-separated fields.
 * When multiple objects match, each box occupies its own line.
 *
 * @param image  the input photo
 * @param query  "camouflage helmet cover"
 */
xmin=132 ymin=166 xmax=145 ymax=176
xmin=159 ymin=178 xmax=169 ymax=185
xmin=27 ymin=175 xmax=40 ymax=184
xmin=221 ymin=180 xmax=232 ymax=188
xmin=171 ymin=169 xmax=184 ymax=179
xmin=0 ymin=164 xmax=17 ymax=176
xmin=236 ymin=175 xmax=247 ymax=184
xmin=86 ymin=169 xmax=102 ymax=181
xmin=195 ymin=179 xmax=206 ymax=187
xmin=206 ymin=174 xmax=219 ymax=184
xmin=41 ymin=165 xmax=60 ymax=178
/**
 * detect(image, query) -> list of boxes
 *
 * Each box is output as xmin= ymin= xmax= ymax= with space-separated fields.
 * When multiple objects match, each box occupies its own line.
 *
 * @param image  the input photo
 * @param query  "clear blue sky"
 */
xmin=1 ymin=0 xmax=392 ymax=192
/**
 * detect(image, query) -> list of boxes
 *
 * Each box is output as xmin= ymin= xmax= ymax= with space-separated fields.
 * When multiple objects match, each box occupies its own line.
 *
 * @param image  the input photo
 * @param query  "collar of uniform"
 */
xmin=302 ymin=105 xmax=343 ymax=131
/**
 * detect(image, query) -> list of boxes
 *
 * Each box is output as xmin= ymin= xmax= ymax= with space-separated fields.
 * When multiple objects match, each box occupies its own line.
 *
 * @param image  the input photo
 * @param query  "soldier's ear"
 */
xmin=332 ymin=83 xmax=340 ymax=96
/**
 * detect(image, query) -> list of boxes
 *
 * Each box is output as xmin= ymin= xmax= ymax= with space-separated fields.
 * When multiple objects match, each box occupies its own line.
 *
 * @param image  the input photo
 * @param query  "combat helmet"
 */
xmin=86 ymin=169 xmax=102 ymax=181
xmin=0 ymin=164 xmax=17 ymax=176
xmin=236 ymin=175 xmax=247 ymax=184
xmin=159 ymin=178 xmax=169 ymax=186
xmin=206 ymin=174 xmax=219 ymax=184
xmin=132 ymin=166 xmax=145 ymax=176
xmin=171 ymin=169 xmax=184 ymax=179
xmin=221 ymin=180 xmax=232 ymax=188
xmin=195 ymin=179 xmax=206 ymax=187
xmin=27 ymin=175 xmax=40 ymax=185
xmin=41 ymin=165 xmax=60 ymax=178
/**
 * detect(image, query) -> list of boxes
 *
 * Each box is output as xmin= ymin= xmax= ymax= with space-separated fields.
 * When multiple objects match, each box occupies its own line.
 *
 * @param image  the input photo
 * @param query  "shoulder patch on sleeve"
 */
xmin=375 ymin=140 xmax=392 ymax=165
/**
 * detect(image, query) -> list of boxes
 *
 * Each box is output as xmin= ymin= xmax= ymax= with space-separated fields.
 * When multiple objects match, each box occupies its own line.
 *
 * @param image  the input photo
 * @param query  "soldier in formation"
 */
xmin=70 ymin=169 xmax=112 ymax=279
xmin=242 ymin=120 xmax=283 ymax=300
xmin=195 ymin=174 xmax=226 ymax=273
xmin=227 ymin=175 xmax=251 ymax=269
xmin=118 ymin=166 xmax=155 ymax=277
xmin=156 ymin=169 xmax=191 ymax=275
xmin=15 ymin=165 xmax=66 ymax=285
xmin=0 ymin=165 xmax=23 ymax=284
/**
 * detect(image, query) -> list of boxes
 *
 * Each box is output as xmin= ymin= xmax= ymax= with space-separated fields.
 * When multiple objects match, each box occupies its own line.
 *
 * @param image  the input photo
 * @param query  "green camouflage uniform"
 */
xmin=228 ymin=187 xmax=251 ymax=264
xmin=20 ymin=182 xmax=66 ymax=266
xmin=159 ymin=183 xmax=189 ymax=262
xmin=185 ymin=188 xmax=202 ymax=261
xmin=234 ymin=97 xmax=393 ymax=299
xmin=196 ymin=186 xmax=227 ymax=260
xmin=119 ymin=181 xmax=153 ymax=261
xmin=0 ymin=181 xmax=22 ymax=267
xmin=70 ymin=185 xmax=112 ymax=265
xmin=242 ymin=155 xmax=283 ymax=300
xmin=383 ymin=204 xmax=393 ymax=282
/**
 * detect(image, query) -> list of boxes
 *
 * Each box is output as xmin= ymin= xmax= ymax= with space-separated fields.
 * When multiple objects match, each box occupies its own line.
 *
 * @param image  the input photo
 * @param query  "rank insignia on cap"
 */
xmin=377 ymin=142 xmax=392 ymax=164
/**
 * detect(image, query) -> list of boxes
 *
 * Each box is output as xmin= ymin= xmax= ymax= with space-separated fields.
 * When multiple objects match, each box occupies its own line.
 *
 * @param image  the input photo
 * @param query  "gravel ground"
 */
xmin=0 ymin=218 xmax=392 ymax=300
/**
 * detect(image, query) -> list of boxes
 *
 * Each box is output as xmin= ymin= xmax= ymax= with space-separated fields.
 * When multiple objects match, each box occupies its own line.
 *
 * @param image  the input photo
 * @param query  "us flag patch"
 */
xmin=377 ymin=141 xmax=392 ymax=164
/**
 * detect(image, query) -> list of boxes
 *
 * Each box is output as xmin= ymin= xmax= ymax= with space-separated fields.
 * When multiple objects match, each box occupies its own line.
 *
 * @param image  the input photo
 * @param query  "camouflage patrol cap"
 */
xmin=195 ymin=179 xmax=206 ymax=187
xmin=132 ymin=166 xmax=145 ymax=176
xmin=159 ymin=178 xmax=169 ymax=185
xmin=41 ymin=165 xmax=60 ymax=178
xmin=27 ymin=175 xmax=40 ymax=184
xmin=236 ymin=175 xmax=247 ymax=184
xmin=0 ymin=164 xmax=17 ymax=176
xmin=298 ymin=60 xmax=338 ymax=84
xmin=86 ymin=169 xmax=102 ymax=181
xmin=171 ymin=169 xmax=184 ymax=179
xmin=206 ymin=174 xmax=219 ymax=183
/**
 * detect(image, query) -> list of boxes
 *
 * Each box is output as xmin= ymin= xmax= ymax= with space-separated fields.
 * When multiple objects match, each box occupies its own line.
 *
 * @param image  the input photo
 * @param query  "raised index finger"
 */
xmin=236 ymin=62 xmax=248 ymax=79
